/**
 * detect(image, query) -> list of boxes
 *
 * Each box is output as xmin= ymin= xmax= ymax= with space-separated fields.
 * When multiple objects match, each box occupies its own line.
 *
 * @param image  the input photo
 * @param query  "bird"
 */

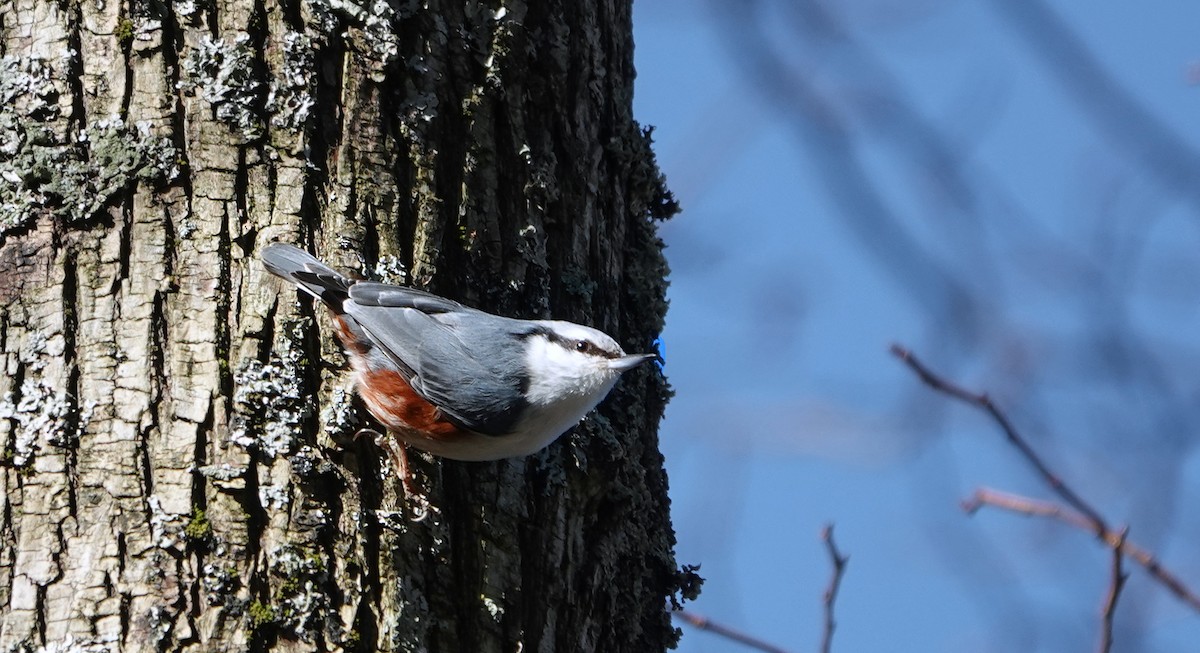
xmin=260 ymin=242 xmax=655 ymax=472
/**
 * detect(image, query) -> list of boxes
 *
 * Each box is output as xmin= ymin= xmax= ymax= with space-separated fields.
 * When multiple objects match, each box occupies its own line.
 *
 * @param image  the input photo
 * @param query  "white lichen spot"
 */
xmin=134 ymin=18 xmax=162 ymax=41
xmin=178 ymin=33 xmax=264 ymax=141
xmin=0 ymin=332 xmax=91 ymax=467
xmin=195 ymin=463 xmax=245 ymax=481
xmin=304 ymin=0 xmax=398 ymax=74
xmin=267 ymin=31 xmax=315 ymax=131
xmin=482 ymin=595 xmax=504 ymax=621
xmin=177 ymin=216 xmax=197 ymax=239
xmin=147 ymin=495 xmax=185 ymax=549
xmin=258 ymin=482 xmax=289 ymax=511
xmin=230 ymin=320 xmax=311 ymax=458
xmin=133 ymin=120 xmax=180 ymax=181
xmin=145 ymin=604 xmax=172 ymax=645
xmin=319 ymin=387 xmax=355 ymax=439
xmin=27 ymin=634 xmax=114 ymax=653
xmin=359 ymin=0 xmax=399 ymax=64
xmin=374 ymin=509 xmax=404 ymax=528
xmin=200 ymin=562 xmax=238 ymax=605
xmin=174 ymin=0 xmax=199 ymax=20
xmin=0 ymin=55 xmax=60 ymax=133
xmin=371 ymin=255 xmax=408 ymax=285
xmin=269 ymin=545 xmax=330 ymax=641
xmin=196 ymin=463 xmax=246 ymax=491
xmin=230 ymin=360 xmax=305 ymax=458
xmin=303 ymin=0 xmax=339 ymax=38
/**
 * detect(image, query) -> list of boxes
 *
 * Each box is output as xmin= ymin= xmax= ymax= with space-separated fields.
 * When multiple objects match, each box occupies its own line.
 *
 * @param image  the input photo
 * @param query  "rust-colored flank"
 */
xmin=358 ymin=368 xmax=465 ymax=442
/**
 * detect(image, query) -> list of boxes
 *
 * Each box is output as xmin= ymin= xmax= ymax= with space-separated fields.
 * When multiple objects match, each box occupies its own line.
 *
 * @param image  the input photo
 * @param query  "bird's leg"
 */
xmin=356 ymin=428 xmax=431 ymax=521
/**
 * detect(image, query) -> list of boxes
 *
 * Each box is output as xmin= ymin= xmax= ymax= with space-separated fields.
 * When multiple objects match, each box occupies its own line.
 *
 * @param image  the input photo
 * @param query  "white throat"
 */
xmin=515 ymin=329 xmax=625 ymax=451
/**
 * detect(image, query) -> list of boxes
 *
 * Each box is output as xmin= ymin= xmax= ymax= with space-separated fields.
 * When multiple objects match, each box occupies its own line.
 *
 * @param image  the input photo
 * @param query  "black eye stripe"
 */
xmin=528 ymin=326 xmax=622 ymax=359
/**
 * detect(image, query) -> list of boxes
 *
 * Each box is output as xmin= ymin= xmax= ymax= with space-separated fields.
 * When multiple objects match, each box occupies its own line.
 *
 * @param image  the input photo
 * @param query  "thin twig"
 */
xmin=890 ymin=344 xmax=1108 ymax=533
xmin=892 ymin=344 xmax=1200 ymax=633
xmin=962 ymin=487 xmax=1094 ymax=530
xmin=964 ymin=488 xmax=1200 ymax=613
xmin=671 ymin=609 xmax=792 ymax=653
xmin=820 ymin=524 xmax=848 ymax=653
xmin=1099 ymin=527 xmax=1129 ymax=653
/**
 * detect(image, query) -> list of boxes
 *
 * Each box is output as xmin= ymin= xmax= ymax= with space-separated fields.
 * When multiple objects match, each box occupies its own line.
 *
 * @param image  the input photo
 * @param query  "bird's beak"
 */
xmin=608 ymin=353 xmax=658 ymax=372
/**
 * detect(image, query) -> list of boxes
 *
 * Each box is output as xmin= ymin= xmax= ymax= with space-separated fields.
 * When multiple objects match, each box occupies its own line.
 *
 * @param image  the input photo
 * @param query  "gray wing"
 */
xmin=344 ymin=286 xmax=529 ymax=436
xmin=349 ymin=282 xmax=476 ymax=315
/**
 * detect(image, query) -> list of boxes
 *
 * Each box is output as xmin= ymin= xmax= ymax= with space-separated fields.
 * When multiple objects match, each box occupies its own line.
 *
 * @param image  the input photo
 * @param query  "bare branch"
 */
xmin=890 ymin=344 xmax=1108 ymax=533
xmin=672 ymin=609 xmax=792 ymax=653
xmin=893 ymin=343 xmax=1200 ymax=640
xmin=964 ymin=488 xmax=1200 ymax=613
xmin=820 ymin=524 xmax=849 ymax=653
xmin=1099 ymin=527 xmax=1128 ymax=653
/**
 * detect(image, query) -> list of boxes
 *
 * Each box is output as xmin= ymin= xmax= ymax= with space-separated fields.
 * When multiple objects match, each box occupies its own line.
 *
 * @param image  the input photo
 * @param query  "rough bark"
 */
xmin=0 ymin=0 xmax=693 ymax=651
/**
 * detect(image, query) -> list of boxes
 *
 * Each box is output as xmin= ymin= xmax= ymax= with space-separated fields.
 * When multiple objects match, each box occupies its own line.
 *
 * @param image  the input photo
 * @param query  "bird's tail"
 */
xmin=260 ymin=242 xmax=354 ymax=308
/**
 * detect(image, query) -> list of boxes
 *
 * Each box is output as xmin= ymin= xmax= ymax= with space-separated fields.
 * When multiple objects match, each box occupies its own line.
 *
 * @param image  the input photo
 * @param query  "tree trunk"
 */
xmin=0 ymin=0 xmax=692 ymax=651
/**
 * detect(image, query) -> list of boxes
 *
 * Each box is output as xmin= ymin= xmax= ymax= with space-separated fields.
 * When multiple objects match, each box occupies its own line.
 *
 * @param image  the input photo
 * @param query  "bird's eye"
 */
xmin=575 ymin=340 xmax=589 ymax=353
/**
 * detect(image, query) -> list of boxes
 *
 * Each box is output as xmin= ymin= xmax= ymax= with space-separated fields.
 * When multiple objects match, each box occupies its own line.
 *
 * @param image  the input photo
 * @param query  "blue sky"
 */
xmin=633 ymin=2 xmax=1200 ymax=651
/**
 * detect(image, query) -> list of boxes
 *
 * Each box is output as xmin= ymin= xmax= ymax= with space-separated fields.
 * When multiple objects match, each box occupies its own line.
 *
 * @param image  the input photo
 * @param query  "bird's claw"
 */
xmin=361 ymin=428 xmax=436 ymax=522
